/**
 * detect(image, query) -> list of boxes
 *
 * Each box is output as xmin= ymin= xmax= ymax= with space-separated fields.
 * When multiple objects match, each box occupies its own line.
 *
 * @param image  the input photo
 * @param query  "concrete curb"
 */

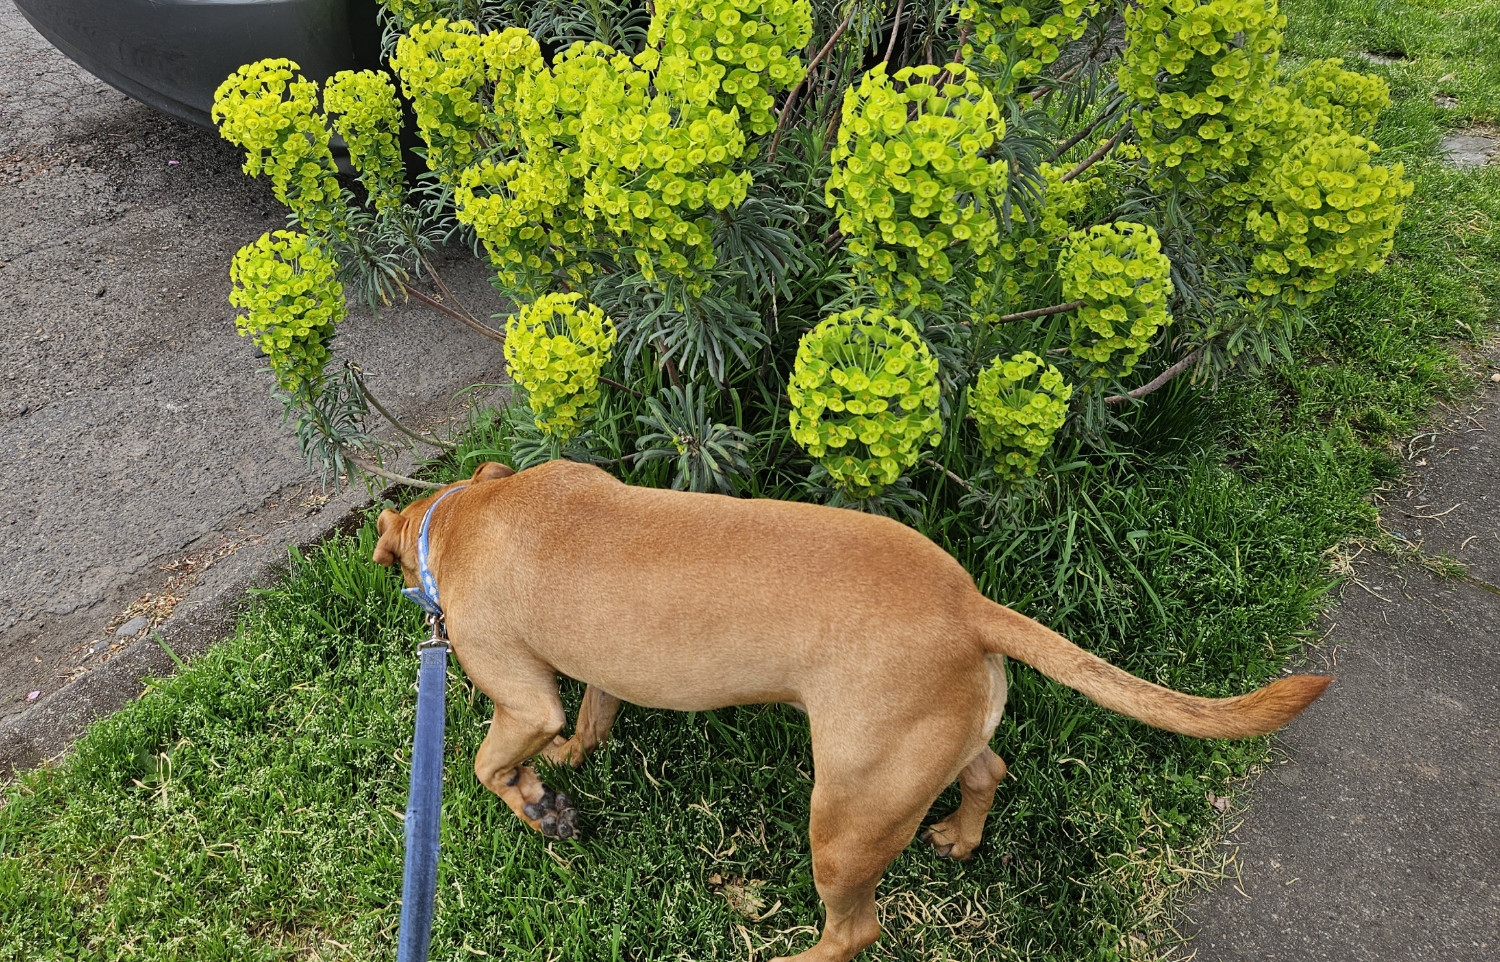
xmin=0 ymin=490 xmax=380 ymax=779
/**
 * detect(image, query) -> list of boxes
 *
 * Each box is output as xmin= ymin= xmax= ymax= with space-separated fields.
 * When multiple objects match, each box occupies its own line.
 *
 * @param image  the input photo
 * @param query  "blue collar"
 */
xmin=401 ymin=484 xmax=465 ymax=620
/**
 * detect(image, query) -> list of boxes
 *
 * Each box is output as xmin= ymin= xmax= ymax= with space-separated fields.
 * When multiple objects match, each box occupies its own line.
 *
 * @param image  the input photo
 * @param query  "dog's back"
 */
xmin=444 ymin=460 xmax=988 ymax=713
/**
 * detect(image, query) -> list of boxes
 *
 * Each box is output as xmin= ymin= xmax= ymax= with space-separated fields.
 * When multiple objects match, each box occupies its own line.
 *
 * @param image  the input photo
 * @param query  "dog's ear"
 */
xmin=373 ymin=509 xmax=407 ymax=567
xmin=472 ymin=462 xmax=515 ymax=483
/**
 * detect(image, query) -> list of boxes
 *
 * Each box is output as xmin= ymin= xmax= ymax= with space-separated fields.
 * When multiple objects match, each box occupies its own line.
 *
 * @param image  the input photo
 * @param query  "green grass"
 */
xmin=1280 ymin=0 xmax=1500 ymax=125
xmin=4 ymin=4 xmax=1499 ymax=961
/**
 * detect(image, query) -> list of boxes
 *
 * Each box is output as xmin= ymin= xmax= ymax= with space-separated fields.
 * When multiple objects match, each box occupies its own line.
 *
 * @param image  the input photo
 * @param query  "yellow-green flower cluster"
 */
xmin=1205 ymin=67 xmax=1386 ymax=208
xmin=969 ymin=351 xmax=1073 ymax=480
xmin=401 ymin=6 xmax=816 ymax=296
xmin=1208 ymin=85 xmax=1322 ymax=206
xmin=391 ymin=20 xmax=545 ymax=183
xmin=827 ymin=63 xmax=1008 ymax=310
xmin=645 ymin=0 xmax=813 ymax=134
xmin=323 ymin=70 xmax=406 ymax=216
xmin=551 ymin=42 xmax=750 ymax=284
xmin=482 ymin=26 xmax=549 ymax=149
xmin=454 ymin=37 xmax=753 ymax=295
xmin=457 ymin=157 xmax=587 ymax=294
xmin=380 ymin=1 xmax=443 ymax=29
xmin=229 ymin=231 xmax=346 ymax=393
xmin=503 ymin=293 xmax=618 ymax=440
xmin=1243 ymin=131 xmax=1411 ymax=305
xmin=1118 ymin=0 xmax=1286 ymax=182
xmin=787 ymin=308 xmax=943 ymax=495
xmin=960 ymin=1 xmax=1101 ymax=95
xmin=390 ymin=18 xmax=488 ymax=181
xmin=454 ymin=43 xmax=623 ymax=292
xmin=1287 ymin=58 xmax=1389 ymax=139
xmin=212 ymin=60 xmax=344 ymax=236
xmin=988 ymin=161 xmax=1103 ymax=303
xmin=1059 ymin=222 xmax=1174 ymax=377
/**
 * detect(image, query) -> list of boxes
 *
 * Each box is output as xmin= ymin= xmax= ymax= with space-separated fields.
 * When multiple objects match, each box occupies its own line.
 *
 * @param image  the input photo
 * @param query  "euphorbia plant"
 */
xmin=212 ymin=0 xmax=1409 ymax=512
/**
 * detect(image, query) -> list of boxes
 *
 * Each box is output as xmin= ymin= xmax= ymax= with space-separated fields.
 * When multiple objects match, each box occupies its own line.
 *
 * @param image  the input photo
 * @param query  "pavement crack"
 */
xmin=1458 ymin=575 xmax=1500 ymax=599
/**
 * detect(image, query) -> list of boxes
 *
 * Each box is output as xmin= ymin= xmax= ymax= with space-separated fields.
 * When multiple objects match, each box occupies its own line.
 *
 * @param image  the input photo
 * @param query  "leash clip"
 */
xmin=419 ymin=613 xmax=449 ymax=651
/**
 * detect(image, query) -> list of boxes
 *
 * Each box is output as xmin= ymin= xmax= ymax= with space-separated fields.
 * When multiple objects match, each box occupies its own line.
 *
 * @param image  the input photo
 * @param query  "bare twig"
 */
xmin=1048 ymin=111 xmax=1113 ymax=163
xmin=883 ymin=0 xmax=904 ymax=64
xmin=1029 ymin=64 xmax=1083 ymax=104
xmin=349 ymin=364 xmax=457 ymax=451
xmin=652 ymin=339 xmax=683 ymax=389
xmin=768 ymin=84 xmax=807 ymax=162
xmin=1104 ymin=349 xmax=1203 ymax=405
xmin=400 ymin=279 xmax=507 ymax=345
xmin=952 ymin=22 xmax=971 ymax=63
xmin=345 ymin=448 xmax=443 ymax=489
xmin=804 ymin=9 xmax=856 ymax=86
xmin=923 ymin=458 xmax=978 ymax=494
xmin=419 ymin=254 xmax=481 ymax=325
xmin=598 ymin=375 xmax=644 ymax=399
xmin=822 ymin=105 xmax=843 ymax=152
xmin=996 ymin=299 xmax=1086 ymax=323
xmin=594 ymin=452 xmax=645 ymax=467
xmin=769 ymin=8 xmax=856 ymax=160
xmin=1060 ymin=123 xmax=1131 ymax=183
xmin=935 ymin=21 xmax=973 ymax=87
xmin=959 ymin=300 xmax=1086 ymax=327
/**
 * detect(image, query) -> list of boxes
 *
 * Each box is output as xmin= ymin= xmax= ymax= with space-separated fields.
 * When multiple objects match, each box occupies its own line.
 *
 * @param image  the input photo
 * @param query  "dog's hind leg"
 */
xmin=473 ymin=690 xmax=579 ymax=840
xmin=921 ymin=746 xmax=1007 ymax=860
xmin=924 ymin=652 xmax=1010 ymax=860
xmin=541 ymin=685 xmax=622 ymax=768
xmin=768 ymin=785 xmax=902 ymax=961
xmin=777 ymin=714 xmax=989 ymax=961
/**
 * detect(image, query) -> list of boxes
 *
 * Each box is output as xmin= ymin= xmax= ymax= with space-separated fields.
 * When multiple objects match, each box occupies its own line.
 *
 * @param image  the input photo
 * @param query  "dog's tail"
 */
xmin=977 ymin=602 xmax=1330 ymax=739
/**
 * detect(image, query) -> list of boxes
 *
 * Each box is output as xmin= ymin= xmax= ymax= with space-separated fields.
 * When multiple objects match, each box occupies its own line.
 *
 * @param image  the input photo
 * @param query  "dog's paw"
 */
xmin=540 ymin=735 xmax=583 ymax=768
xmin=922 ymin=821 xmax=977 ymax=861
xmin=522 ymin=786 xmax=580 ymax=840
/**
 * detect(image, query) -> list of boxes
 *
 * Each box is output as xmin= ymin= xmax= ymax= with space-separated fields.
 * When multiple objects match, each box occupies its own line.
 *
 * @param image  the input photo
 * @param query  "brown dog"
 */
xmin=373 ymin=460 xmax=1329 ymax=962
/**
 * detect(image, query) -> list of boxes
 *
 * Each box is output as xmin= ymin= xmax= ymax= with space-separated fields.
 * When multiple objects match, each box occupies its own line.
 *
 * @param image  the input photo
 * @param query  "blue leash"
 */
xmin=397 ymin=625 xmax=448 ymax=962
xmin=396 ymin=486 xmax=464 ymax=962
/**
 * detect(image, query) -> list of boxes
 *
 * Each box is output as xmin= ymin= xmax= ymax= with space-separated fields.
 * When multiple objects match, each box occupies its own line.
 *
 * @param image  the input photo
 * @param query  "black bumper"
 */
xmin=14 ymin=0 xmax=382 ymax=128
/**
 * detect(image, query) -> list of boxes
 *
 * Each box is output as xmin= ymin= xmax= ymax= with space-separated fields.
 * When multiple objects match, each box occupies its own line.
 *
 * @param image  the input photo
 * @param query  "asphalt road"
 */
xmin=0 ymin=2 xmax=507 ymax=726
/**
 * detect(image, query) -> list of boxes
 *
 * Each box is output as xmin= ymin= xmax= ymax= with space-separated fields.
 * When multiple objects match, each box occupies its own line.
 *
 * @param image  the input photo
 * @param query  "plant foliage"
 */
xmin=209 ymin=0 xmax=1410 ymax=506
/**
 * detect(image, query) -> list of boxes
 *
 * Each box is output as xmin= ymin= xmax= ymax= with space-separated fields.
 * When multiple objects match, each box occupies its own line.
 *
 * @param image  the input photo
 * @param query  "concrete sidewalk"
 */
xmin=1176 ymin=359 xmax=1500 ymax=960
xmin=0 ymin=3 xmax=506 ymax=759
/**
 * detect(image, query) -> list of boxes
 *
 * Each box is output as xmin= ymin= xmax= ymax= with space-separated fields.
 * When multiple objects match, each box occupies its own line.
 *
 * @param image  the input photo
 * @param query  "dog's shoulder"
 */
xmin=517 ymin=458 xmax=621 ymax=491
xmin=487 ymin=459 xmax=625 ymax=516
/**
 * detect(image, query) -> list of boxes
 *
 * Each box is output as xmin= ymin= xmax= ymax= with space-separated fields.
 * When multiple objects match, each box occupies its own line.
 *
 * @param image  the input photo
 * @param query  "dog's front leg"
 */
xmin=541 ymin=685 xmax=622 ymax=768
xmin=474 ymin=699 xmax=579 ymax=840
